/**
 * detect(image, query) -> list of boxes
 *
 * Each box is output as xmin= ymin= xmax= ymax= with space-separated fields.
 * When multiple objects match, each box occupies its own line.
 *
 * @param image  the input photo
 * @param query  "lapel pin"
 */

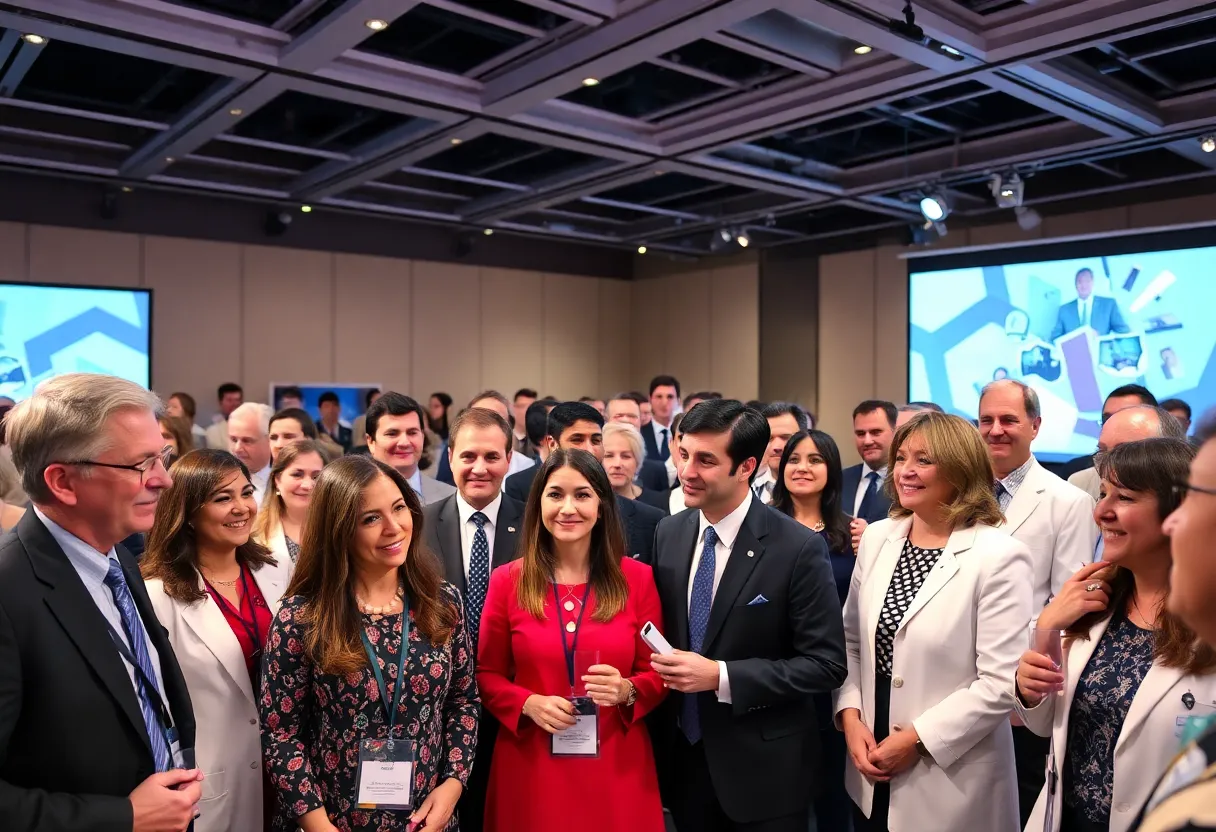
xmin=507 ymin=526 xmax=516 ymax=533
xmin=1183 ymin=692 xmax=1196 ymax=710
xmin=747 ymin=550 xmax=755 ymax=558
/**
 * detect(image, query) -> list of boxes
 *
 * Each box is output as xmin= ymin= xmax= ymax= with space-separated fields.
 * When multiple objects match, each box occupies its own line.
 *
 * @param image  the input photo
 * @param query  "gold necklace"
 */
xmin=356 ymin=587 xmax=404 ymax=616
xmin=202 ymin=566 xmax=241 ymax=587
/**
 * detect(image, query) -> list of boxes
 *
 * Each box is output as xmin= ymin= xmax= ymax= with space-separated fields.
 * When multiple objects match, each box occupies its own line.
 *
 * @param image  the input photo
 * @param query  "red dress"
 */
xmin=477 ymin=557 xmax=667 ymax=832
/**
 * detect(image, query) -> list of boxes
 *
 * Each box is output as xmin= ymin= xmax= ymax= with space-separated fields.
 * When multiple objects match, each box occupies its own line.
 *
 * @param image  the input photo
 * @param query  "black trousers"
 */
xmin=1013 ymin=724 xmax=1050 ymax=827
xmin=456 ymin=716 xmax=497 ymax=832
xmin=813 ymin=693 xmax=853 ymax=832
xmin=666 ymin=739 xmax=806 ymax=832
xmin=851 ymin=675 xmax=891 ymax=832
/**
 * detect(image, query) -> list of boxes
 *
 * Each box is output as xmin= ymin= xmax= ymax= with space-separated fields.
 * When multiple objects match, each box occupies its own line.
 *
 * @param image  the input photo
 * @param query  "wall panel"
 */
xmin=411 ymin=262 xmax=481 ymax=407
xmin=29 ymin=226 xmax=141 ymax=287
xmin=333 ymin=253 xmax=412 ymax=396
xmin=481 ymin=268 xmax=543 ymax=399
xmin=0 ymin=222 xmax=27 ymax=282
xmin=542 ymin=273 xmax=600 ymax=399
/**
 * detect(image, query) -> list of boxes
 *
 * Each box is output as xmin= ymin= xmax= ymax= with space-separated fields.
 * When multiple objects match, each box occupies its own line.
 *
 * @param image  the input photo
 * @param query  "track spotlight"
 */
xmin=735 ymin=230 xmax=751 ymax=247
xmin=483 ymin=228 xmax=494 ymax=236
xmin=300 ymin=204 xmax=312 ymax=213
xmin=1014 ymin=205 xmax=1042 ymax=231
xmin=637 ymin=245 xmax=648 ymax=254
xmin=717 ymin=228 xmax=733 ymax=243
xmin=1201 ymin=135 xmax=1216 ymax=153
xmin=918 ymin=190 xmax=949 ymax=222
xmin=263 ymin=210 xmax=292 ymax=237
xmin=989 ymin=172 xmax=1024 ymax=208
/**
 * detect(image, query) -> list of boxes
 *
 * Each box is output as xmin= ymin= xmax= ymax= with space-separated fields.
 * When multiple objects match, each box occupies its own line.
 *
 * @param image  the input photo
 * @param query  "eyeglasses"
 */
xmin=1172 ymin=482 xmax=1216 ymax=501
xmin=62 ymin=446 xmax=175 ymax=484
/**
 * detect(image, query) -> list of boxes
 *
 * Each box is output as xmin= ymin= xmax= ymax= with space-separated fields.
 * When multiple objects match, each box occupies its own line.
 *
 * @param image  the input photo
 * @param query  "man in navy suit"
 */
xmin=842 ymin=400 xmax=897 ymax=551
xmin=642 ymin=375 xmax=681 ymax=461
xmin=504 ymin=402 xmax=664 ymax=562
xmin=1050 ymin=267 xmax=1130 ymax=341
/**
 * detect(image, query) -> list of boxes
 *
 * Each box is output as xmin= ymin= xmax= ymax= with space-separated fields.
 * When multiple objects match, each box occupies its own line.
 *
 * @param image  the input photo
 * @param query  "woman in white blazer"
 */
xmin=252 ymin=438 xmax=329 ymax=568
xmin=141 ymin=449 xmax=294 ymax=832
xmin=836 ymin=411 xmax=1034 ymax=832
xmin=1016 ymin=438 xmax=1216 ymax=832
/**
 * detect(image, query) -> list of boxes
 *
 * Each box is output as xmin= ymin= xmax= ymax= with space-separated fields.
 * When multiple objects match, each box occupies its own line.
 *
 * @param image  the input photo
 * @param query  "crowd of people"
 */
xmin=0 ymin=372 xmax=1213 ymax=832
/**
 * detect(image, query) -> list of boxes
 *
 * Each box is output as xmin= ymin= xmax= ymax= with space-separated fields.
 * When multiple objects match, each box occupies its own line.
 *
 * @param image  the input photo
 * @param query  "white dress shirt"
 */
xmin=851 ymin=464 xmax=887 ymax=516
xmin=407 ymin=468 xmax=423 ymax=497
xmin=665 ymin=457 xmax=678 ymax=488
xmin=751 ymin=467 xmax=776 ymax=504
xmin=669 ymin=484 xmax=686 ymax=514
xmin=35 ymin=507 xmax=168 ymax=703
xmin=690 ymin=491 xmax=754 ymax=704
xmin=1078 ymin=296 xmax=1092 ymax=327
xmin=456 ymin=490 xmax=502 ymax=582
xmin=251 ymin=464 xmax=271 ymax=508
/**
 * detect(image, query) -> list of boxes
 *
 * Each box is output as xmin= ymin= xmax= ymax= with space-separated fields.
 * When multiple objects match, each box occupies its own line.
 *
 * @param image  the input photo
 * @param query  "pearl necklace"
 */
xmin=356 ymin=587 xmax=404 ymax=616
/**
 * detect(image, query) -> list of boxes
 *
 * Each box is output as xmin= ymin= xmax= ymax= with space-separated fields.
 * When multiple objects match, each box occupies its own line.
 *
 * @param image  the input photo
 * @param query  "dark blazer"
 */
xmin=638 ymin=458 xmax=670 ymax=492
xmin=422 ymin=491 xmax=525 ymax=597
xmin=642 ymin=423 xmax=670 ymax=461
xmin=321 ymin=423 xmax=353 ymax=453
xmin=635 ymin=487 xmax=671 ymax=516
xmin=650 ymin=500 xmax=847 ymax=825
xmin=0 ymin=511 xmax=196 ymax=832
xmin=841 ymin=463 xmax=892 ymax=524
xmin=504 ymin=465 xmax=664 ymax=562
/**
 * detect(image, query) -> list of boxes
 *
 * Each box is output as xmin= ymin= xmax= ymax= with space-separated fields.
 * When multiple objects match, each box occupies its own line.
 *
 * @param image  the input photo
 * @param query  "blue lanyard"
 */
xmin=551 ymin=580 xmax=591 ymax=693
xmin=105 ymin=623 xmax=177 ymax=741
xmin=359 ymin=594 xmax=411 ymax=735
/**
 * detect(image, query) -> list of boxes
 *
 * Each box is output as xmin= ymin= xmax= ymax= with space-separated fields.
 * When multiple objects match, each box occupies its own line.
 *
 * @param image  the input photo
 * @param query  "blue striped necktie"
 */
xmin=682 ymin=526 xmax=717 ymax=744
xmin=103 ymin=560 xmax=172 ymax=771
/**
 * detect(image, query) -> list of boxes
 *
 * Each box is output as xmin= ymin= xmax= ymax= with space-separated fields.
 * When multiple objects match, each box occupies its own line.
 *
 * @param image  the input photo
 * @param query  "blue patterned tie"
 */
xmin=682 ymin=525 xmax=717 ymax=744
xmin=103 ymin=560 xmax=172 ymax=771
xmin=994 ymin=480 xmax=1012 ymax=512
xmin=466 ymin=512 xmax=490 ymax=653
xmin=857 ymin=471 xmax=880 ymax=519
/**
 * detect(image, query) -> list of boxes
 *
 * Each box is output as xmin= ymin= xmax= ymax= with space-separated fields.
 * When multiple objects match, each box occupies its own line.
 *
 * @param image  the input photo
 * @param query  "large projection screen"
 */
xmin=907 ymin=229 xmax=1215 ymax=462
xmin=0 ymin=282 xmax=152 ymax=401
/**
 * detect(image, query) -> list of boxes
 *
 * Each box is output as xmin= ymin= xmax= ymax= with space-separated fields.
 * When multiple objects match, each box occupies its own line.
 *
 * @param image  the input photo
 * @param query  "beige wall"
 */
xmin=817 ymin=194 xmax=1216 ymax=464
xmin=0 ymin=222 xmax=638 ymax=420
xmin=631 ymin=253 xmax=761 ymax=401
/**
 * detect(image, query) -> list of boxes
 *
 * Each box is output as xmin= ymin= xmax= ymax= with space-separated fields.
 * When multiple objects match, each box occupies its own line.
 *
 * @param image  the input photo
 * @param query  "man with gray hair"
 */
xmin=1069 ymin=404 xmax=1188 ymax=501
xmin=227 ymin=402 xmax=273 ymax=506
xmin=0 ymin=373 xmax=202 ymax=832
xmin=978 ymin=378 xmax=1098 ymax=825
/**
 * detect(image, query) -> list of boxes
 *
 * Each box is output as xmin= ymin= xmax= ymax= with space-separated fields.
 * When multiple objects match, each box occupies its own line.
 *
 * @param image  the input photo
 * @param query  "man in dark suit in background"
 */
xmin=316 ymin=390 xmax=353 ymax=452
xmin=842 ymin=399 xmax=897 ymax=551
xmin=642 ymin=375 xmax=681 ymax=461
xmin=0 ymin=373 xmax=202 ymax=832
xmin=504 ymin=401 xmax=664 ymax=562
xmin=649 ymin=399 xmax=847 ymax=832
xmin=424 ymin=407 xmax=523 ymax=832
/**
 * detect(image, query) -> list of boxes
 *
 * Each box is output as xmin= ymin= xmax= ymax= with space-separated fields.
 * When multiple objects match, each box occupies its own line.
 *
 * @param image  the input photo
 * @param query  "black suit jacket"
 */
xmin=504 ymin=465 xmax=664 ymax=562
xmin=0 ymin=511 xmax=197 ymax=832
xmin=638 ymin=458 xmax=670 ymax=492
xmin=642 ymin=423 xmax=669 ymax=461
xmin=650 ymin=500 xmax=847 ymax=824
xmin=841 ymin=463 xmax=892 ymax=523
xmin=423 ymin=492 xmax=525 ymax=597
xmin=322 ymin=423 xmax=353 ymax=453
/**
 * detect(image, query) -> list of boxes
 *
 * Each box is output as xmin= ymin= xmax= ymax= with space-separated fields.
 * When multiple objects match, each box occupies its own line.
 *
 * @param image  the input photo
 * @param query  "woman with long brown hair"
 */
xmin=143 ymin=448 xmax=293 ymax=832
xmin=476 ymin=449 xmax=667 ymax=832
xmin=253 ymin=438 xmax=329 ymax=567
xmin=1016 ymin=437 xmax=1216 ymax=832
xmin=259 ymin=454 xmax=478 ymax=832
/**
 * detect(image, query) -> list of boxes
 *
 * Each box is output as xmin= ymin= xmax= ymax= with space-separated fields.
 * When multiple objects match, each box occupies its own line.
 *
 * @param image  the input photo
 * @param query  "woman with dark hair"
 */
xmin=428 ymin=393 xmax=453 ymax=441
xmin=143 ymin=449 xmax=293 ymax=832
xmin=1016 ymin=437 xmax=1216 ymax=832
xmin=477 ymin=449 xmax=667 ymax=832
xmin=253 ymin=439 xmax=330 ymax=567
xmin=770 ymin=428 xmax=853 ymax=832
xmin=158 ymin=414 xmax=195 ymax=459
xmin=260 ymin=454 xmax=478 ymax=832
xmin=771 ymin=429 xmax=854 ymax=604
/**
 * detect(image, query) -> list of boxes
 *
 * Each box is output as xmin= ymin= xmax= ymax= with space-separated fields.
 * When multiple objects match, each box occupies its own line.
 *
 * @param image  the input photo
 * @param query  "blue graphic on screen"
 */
xmin=909 ymin=246 xmax=1215 ymax=461
xmin=0 ymin=283 xmax=151 ymax=401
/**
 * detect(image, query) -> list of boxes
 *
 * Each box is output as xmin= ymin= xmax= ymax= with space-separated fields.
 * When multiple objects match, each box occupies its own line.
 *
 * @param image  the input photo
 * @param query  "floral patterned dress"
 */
xmin=260 ymin=585 xmax=479 ymax=831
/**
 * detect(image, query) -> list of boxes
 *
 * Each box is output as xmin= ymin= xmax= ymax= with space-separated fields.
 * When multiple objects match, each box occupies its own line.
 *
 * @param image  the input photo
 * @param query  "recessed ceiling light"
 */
xmin=164 ymin=156 xmax=175 ymax=163
xmin=300 ymin=205 xmax=312 ymax=213
xmin=1202 ymin=135 xmax=1216 ymax=153
xmin=582 ymin=77 xmax=600 ymax=87
xmin=121 ymin=186 xmax=133 ymax=193
xmin=365 ymin=19 xmax=388 ymax=31
xmin=21 ymin=34 xmax=46 ymax=46
xmin=940 ymin=44 xmax=962 ymax=56
xmin=483 ymin=228 xmax=493 ymax=236
xmin=450 ymin=138 xmax=463 ymax=145
xmin=637 ymin=245 xmax=647 ymax=254
xmin=229 ymin=108 xmax=243 ymax=116
xmin=854 ymin=45 xmax=872 ymax=55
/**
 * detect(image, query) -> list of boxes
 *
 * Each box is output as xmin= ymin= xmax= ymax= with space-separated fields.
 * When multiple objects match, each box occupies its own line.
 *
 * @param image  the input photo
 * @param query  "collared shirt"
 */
xmin=646 ymin=419 xmax=672 ymax=459
xmin=665 ymin=457 xmax=678 ymax=488
xmin=996 ymin=455 xmax=1036 ymax=506
xmin=251 ymin=464 xmax=272 ymax=508
xmin=507 ymin=452 xmax=535 ymax=477
xmin=407 ymin=468 xmax=423 ymax=497
xmin=852 ymin=464 xmax=887 ymax=516
xmin=690 ymin=491 xmax=754 ymax=705
xmin=34 ymin=507 xmax=168 ymax=703
xmin=751 ymin=467 xmax=776 ymax=505
xmin=1078 ymin=296 xmax=1093 ymax=327
xmin=456 ymin=490 xmax=502 ymax=582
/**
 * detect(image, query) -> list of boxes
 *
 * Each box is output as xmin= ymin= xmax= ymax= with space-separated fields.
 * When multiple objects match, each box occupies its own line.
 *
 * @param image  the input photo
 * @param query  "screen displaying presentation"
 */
xmin=0 ymin=282 xmax=151 ymax=401
xmin=908 ymin=243 xmax=1214 ymax=461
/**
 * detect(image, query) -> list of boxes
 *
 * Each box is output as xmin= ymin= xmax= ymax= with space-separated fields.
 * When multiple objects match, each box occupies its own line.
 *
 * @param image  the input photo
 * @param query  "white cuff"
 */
xmin=715 ymin=661 xmax=731 ymax=703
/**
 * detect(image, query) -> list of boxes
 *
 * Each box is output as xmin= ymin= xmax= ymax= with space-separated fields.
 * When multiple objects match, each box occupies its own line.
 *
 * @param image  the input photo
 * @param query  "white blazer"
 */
xmin=835 ymin=517 xmax=1034 ymax=832
xmin=1016 ymin=615 xmax=1216 ymax=832
xmin=1001 ymin=459 xmax=1098 ymax=613
xmin=259 ymin=521 xmax=296 ymax=576
xmin=145 ymin=556 xmax=292 ymax=832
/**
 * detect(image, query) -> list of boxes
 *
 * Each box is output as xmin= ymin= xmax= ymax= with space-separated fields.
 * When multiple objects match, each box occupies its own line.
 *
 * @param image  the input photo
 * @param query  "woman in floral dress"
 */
xmin=260 ymin=455 xmax=479 ymax=832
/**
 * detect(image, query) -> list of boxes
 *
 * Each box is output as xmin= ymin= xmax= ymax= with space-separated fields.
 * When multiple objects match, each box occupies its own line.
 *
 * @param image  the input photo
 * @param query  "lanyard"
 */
xmin=359 ymin=593 xmax=411 ymax=736
xmin=204 ymin=566 xmax=264 ymax=654
xmin=105 ymin=622 xmax=176 ymax=737
xmin=551 ymin=580 xmax=592 ymax=693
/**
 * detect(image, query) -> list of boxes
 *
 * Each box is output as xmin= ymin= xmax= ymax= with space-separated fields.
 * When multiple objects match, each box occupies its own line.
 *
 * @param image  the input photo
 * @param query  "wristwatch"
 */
xmin=622 ymin=679 xmax=638 ymax=706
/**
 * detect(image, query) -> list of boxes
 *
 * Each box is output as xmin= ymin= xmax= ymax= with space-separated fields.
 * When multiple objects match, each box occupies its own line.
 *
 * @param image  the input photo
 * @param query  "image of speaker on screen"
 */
xmin=1050 ymin=266 xmax=1131 ymax=340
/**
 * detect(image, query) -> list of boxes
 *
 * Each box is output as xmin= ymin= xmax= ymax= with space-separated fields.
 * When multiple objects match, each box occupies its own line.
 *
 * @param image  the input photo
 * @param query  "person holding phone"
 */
xmin=476 ymin=449 xmax=667 ymax=832
xmin=1015 ymin=438 xmax=1216 ymax=832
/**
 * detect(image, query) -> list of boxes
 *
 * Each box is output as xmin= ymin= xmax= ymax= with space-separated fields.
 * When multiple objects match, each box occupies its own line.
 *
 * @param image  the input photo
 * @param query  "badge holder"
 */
xmin=550 ymin=696 xmax=599 ymax=758
xmin=356 ymin=737 xmax=417 ymax=811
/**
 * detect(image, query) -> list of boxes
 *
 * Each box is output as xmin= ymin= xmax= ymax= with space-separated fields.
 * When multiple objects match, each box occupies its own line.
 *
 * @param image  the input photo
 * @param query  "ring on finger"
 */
xmin=1085 ymin=582 xmax=1100 ymax=592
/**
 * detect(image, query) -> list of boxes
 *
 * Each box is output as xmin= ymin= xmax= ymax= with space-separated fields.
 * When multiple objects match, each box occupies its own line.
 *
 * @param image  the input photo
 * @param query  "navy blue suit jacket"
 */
xmin=841 ymin=463 xmax=892 ymax=524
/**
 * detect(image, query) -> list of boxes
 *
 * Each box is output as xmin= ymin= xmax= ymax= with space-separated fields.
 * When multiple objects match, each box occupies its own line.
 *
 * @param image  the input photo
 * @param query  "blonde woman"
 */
xmin=253 ymin=439 xmax=329 ymax=567
xmin=836 ymin=411 xmax=1033 ymax=832
xmin=601 ymin=422 xmax=669 ymax=514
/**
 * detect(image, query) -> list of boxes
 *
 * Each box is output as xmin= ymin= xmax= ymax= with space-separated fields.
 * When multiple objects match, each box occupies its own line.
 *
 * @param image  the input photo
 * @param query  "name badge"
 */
xmin=356 ymin=738 xmax=415 ymax=810
xmin=551 ymin=697 xmax=599 ymax=758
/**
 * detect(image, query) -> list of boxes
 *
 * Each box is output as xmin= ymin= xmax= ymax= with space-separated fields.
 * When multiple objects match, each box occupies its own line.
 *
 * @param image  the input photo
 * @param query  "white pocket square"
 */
xmin=747 ymin=594 xmax=769 ymax=606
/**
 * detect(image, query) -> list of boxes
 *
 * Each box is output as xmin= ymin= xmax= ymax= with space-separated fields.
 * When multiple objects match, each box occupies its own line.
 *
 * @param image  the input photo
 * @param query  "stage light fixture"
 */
xmin=1015 ymin=205 xmax=1042 ymax=231
xmin=365 ymin=19 xmax=388 ymax=31
xmin=718 ymin=228 xmax=733 ymax=243
xmin=1202 ymin=135 xmax=1216 ymax=153
xmin=918 ymin=191 xmax=949 ymax=222
xmin=854 ymin=45 xmax=872 ymax=55
xmin=638 ymin=245 xmax=648 ymax=254
xmin=990 ymin=172 xmax=1024 ymax=208
xmin=582 ymin=77 xmax=600 ymax=87
xmin=736 ymin=230 xmax=751 ymax=248
xmin=21 ymin=34 xmax=46 ymax=45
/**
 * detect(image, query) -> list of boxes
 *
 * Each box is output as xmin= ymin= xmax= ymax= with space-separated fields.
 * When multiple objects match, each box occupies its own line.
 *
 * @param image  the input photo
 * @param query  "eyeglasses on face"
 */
xmin=59 ymin=446 xmax=175 ymax=483
xmin=1172 ymin=482 xmax=1216 ymax=501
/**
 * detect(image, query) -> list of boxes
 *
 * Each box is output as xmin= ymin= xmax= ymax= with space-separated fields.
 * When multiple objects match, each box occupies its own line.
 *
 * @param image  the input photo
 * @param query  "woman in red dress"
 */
xmin=477 ymin=448 xmax=668 ymax=832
